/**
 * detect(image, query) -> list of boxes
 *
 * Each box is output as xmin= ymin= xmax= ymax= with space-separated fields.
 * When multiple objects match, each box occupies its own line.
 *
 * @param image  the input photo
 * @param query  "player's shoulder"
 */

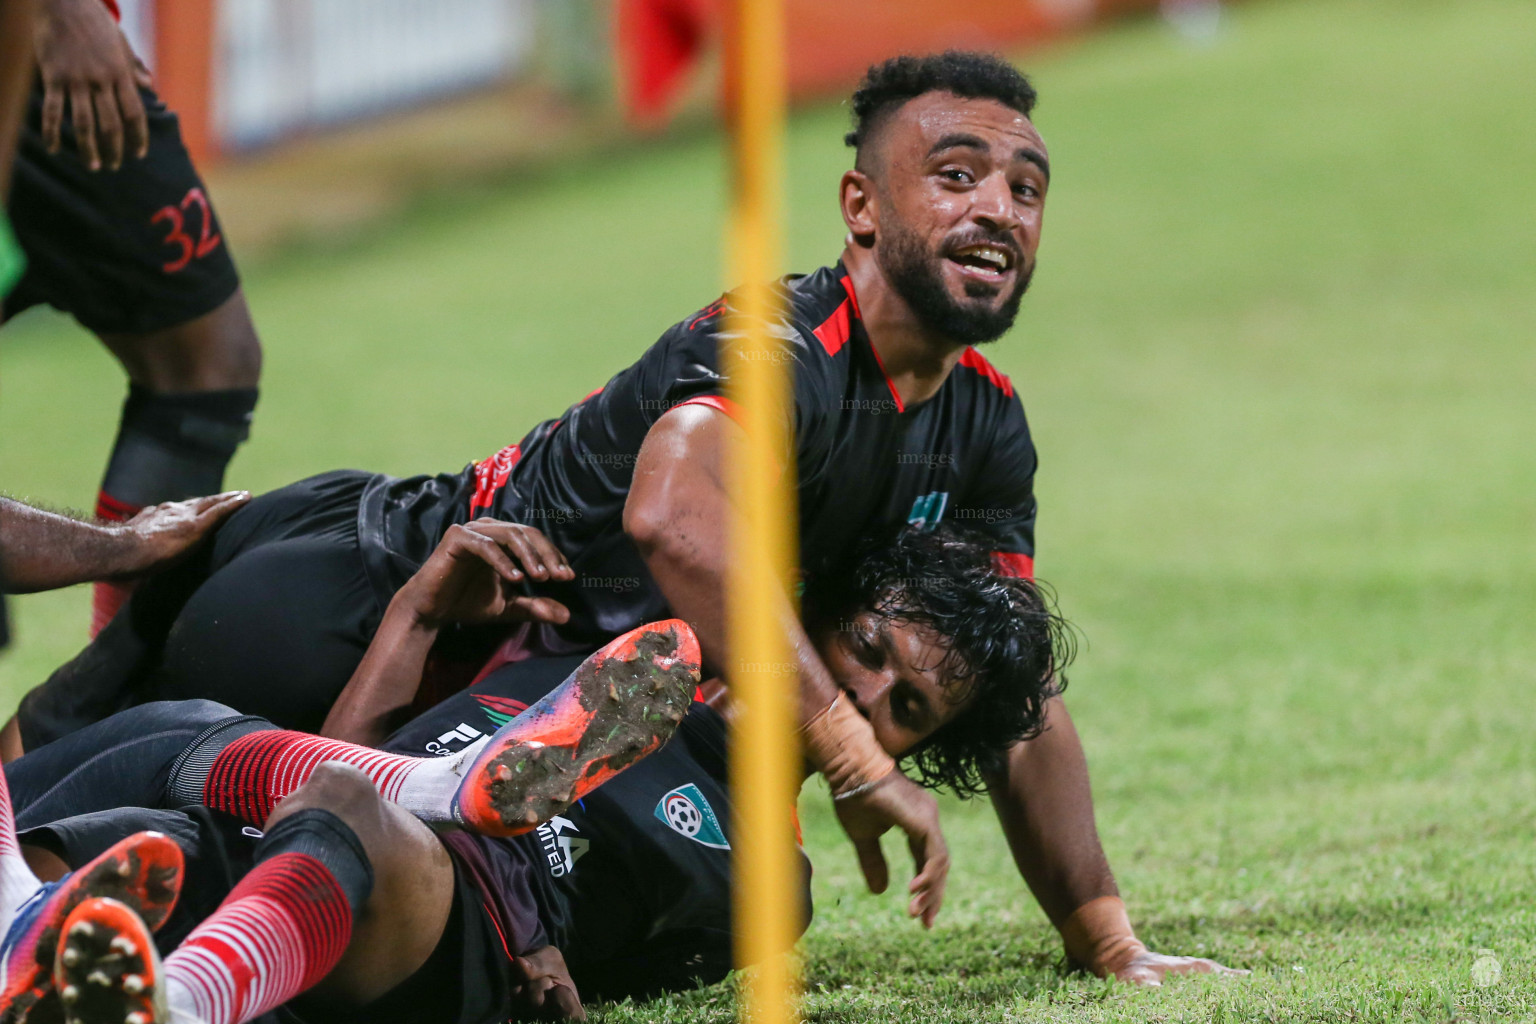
xmin=950 ymin=346 xmax=1029 ymax=425
xmin=671 ymin=265 xmax=850 ymax=348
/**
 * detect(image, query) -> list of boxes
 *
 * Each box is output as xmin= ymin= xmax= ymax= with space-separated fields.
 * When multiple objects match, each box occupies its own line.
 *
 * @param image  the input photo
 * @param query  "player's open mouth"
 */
xmin=948 ymin=244 xmax=1015 ymax=281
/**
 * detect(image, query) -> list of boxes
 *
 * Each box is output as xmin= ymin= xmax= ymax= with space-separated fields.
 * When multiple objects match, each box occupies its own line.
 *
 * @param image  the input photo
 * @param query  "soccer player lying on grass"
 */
xmin=5 ymin=50 xmax=1241 ymax=984
xmin=0 ymin=527 xmax=1070 ymax=1024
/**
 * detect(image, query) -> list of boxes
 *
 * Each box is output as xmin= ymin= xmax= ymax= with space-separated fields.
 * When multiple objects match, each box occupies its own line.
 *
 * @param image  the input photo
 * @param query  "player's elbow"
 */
xmin=622 ymin=491 xmax=673 ymax=557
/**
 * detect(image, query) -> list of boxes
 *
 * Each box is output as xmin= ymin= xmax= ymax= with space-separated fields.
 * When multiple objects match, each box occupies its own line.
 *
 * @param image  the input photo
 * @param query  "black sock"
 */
xmin=98 ymin=385 xmax=259 ymax=511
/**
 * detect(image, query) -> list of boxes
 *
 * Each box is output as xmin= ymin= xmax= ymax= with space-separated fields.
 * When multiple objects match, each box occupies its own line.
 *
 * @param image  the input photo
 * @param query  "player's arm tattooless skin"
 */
xmin=984 ymin=697 xmax=1118 ymax=929
xmin=625 ymin=404 xmax=840 ymax=722
xmin=0 ymin=492 xmax=248 ymax=592
xmin=987 ymin=698 xmax=1246 ymax=983
xmin=322 ymin=519 xmax=574 ymax=746
xmin=0 ymin=0 xmax=37 ymax=198
xmin=33 ymin=0 xmax=152 ymax=172
xmin=626 ymin=405 xmax=951 ymax=927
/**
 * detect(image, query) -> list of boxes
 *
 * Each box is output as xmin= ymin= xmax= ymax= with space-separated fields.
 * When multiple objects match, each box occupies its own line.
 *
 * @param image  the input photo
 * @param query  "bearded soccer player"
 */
xmin=8 ymin=52 xmax=1240 ymax=982
xmin=1 ymin=0 xmax=262 ymax=635
xmin=0 ymin=528 xmax=1069 ymax=1024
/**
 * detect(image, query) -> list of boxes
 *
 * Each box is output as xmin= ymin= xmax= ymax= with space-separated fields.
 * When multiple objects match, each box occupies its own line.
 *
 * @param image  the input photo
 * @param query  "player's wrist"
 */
xmin=1059 ymin=895 xmax=1147 ymax=977
xmin=801 ymin=693 xmax=897 ymax=798
xmin=387 ymin=581 xmax=450 ymax=632
xmin=95 ymin=521 xmax=153 ymax=576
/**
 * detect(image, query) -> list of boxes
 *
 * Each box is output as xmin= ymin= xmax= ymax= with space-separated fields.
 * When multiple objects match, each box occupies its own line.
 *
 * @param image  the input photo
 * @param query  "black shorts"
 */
xmin=20 ymin=806 xmax=525 ymax=1024
xmin=16 ymin=471 xmax=388 ymax=747
xmin=2 ymin=80 xmax=239 ymax=335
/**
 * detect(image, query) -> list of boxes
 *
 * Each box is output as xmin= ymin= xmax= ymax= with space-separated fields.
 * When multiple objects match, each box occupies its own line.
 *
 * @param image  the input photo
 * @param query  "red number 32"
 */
xmin=151 ymin=187 xmax=222 ymax=274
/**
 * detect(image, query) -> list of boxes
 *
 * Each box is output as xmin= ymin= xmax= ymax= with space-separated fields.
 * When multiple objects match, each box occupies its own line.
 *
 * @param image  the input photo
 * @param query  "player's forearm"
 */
xmin=625 ymin=406 xmax=841 ymax=722
xmin=658 ymin=552 xmax=836 ymax=723
xmin=986 ymin=697 xmax=1119 ymax=929
xmin=0 ymin=497 xmax=141 ymax=591
xmin=320 ymin=594 xmax=439 ymax=745
xmin=0 ymin=0 xmax=37 ymax=197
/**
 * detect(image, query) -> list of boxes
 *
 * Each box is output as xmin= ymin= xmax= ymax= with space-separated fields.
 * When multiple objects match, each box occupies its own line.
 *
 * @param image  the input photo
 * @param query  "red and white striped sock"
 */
xmin=0 ymin=765 xmax=43 ymax=927
xmin=162 ymin=852 xmax=354 ymax=1024
xmin=196 ymin=730 xmax=481 ymax=827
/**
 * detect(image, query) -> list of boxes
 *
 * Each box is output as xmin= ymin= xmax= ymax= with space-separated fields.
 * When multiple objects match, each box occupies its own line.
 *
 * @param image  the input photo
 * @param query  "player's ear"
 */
xmin=840 ymin=169 xmax=878 ymax=246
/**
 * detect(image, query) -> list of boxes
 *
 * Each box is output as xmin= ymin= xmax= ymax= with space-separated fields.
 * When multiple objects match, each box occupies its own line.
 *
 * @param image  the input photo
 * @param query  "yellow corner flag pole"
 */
xmin=724 ymin=0 xmax=798 ymax=1021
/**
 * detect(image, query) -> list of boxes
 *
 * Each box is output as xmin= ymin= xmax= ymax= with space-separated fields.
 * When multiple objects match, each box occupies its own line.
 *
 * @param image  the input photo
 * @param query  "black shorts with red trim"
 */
xmin=2 ymin=81 xmax=239 ymax=335
xmin=20 ymin=805 xmax=536 ymax=1024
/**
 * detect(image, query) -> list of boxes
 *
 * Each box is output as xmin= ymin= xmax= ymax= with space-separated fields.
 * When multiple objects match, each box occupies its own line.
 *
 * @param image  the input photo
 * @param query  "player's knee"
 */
xmin=270 ymin=762 xmax=383 ymax=831
xmin=160 ymin=698 xmax=244 ymax=727
xmin=198 ymin=290 xmax=262 ymax=387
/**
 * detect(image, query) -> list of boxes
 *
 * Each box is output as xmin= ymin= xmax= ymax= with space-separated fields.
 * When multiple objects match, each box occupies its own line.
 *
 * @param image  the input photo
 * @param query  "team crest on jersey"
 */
xmin=654 ymin=784 xmax=730 ymax=850
xmin=907 ymin=491 xmax=950 ymax=532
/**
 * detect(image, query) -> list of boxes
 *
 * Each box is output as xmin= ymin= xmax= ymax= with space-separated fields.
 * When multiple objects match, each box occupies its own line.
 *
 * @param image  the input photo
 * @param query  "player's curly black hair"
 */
xmin=845 ymin=51 xmax=1039 ymax=158
xmin=802 ymin=524 xmax=1074 ymax=798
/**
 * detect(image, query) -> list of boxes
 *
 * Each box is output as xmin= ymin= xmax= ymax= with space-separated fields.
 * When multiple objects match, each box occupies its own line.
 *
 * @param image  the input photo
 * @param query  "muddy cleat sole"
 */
xmin=0 ymin=832 xmax=183 ymax=1024
xmin=52 ymin=898 xmax=165 ymax=1024
xmin=452 ymin=618 xmax=701 ymax=836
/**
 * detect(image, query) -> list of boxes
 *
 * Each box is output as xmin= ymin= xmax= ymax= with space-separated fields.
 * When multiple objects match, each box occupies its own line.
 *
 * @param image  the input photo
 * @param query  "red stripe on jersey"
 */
xmin=959 ymin=347 xmax=1015 ymax=398
xmin=992 ymin=551 xmax=1034 ymax=579
xmin=687 ymin=297 xmax=726 ymax=331
xmin=677 ymin=394 xmax=743 ymax=423
xmin=469 ymin=443 xmax=522 ymax=516
xmin=101 ymin=0 xmax=121 ymax=20
xmin=840 ymin=273 xmax=863 ymax=319
xmin=813 ymin=299 xmax=851 ymax=356
xmin=865 ymin=338 xmax=906 ymax=413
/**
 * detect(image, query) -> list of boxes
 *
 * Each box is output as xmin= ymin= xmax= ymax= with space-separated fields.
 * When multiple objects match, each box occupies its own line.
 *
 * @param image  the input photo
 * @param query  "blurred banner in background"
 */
xmin=117 ymin=0 xmax=1172 ymax=163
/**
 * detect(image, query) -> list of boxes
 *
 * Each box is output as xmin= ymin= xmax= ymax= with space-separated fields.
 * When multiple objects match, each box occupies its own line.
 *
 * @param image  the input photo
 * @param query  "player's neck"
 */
xmin=842 ymin=247 xmax=967 ymax=409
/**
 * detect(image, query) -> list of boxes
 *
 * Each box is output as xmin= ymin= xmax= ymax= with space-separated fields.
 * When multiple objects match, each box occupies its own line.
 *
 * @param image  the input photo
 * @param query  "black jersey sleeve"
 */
xmin=640 ymin=278 xmax=847 ymax=470
xmin=961 ymin=391 xmax=1039 ymax=578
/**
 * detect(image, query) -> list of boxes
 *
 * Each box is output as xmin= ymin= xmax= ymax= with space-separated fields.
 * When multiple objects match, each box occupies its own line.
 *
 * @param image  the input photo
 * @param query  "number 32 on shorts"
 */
xmin=152 ymin=187 xmax=223 ymax=273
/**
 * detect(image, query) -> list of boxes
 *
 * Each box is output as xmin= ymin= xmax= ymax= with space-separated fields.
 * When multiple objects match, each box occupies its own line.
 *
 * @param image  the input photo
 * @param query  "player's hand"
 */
xmin=831 ymin=771 xmax=950 ymax=928
xmin=510 ymin=945 xmax=586 ymax=1021
xmin=34 ymin=0 xmax=153 ymax=171
xmin=401 ymin=519 xmax=574 ymax=628
xmin=1108 ymin=949 xmax=1249 ymax=987
xmin=110 ymin=491 xmax=251 ymax=576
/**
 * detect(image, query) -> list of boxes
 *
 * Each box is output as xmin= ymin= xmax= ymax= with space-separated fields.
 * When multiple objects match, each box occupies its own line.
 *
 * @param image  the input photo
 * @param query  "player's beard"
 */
xmin=877 ymin=220 xmax=1032 ymax=345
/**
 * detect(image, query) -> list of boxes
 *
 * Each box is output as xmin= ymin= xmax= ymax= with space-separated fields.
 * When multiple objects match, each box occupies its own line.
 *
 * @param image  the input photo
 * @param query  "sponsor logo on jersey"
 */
xmin=654 ymin=784 xmax=730 ymax=850
xmin=536 ymin=815 xmax=589 ymax=877
xmin=437 ymin=723 xmax=483 ymax=746
xmin=907 ymin=490 xmax=950 ymax=532
xmin=423 ymin=721 xmax=486 ymax=757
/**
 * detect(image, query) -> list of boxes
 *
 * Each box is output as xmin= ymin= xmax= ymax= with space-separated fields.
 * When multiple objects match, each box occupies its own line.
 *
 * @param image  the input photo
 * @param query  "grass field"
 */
xmin=3 ymin=0 xmax=1535 ymax=1020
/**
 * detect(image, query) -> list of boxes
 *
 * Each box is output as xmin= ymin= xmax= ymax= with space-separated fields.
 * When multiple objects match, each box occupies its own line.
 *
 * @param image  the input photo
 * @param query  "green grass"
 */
xmin=4 ymin=0 xmax=1535 ymax=1019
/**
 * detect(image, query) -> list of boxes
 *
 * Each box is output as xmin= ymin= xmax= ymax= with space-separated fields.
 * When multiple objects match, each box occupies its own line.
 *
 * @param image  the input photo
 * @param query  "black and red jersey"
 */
xmin=356 ymin=262 xmax=1038 ymax=647
xmin=382 ymin=654 xmax=811 ymax=1002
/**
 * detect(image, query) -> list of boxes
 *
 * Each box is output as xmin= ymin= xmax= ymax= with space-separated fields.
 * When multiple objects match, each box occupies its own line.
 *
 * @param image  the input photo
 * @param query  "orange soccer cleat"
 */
xmin=452 ymin=618 xmax=701 ymax=837
xmin=0 ymin=831 xmax=182 ymax=1024
xmin=52 ymin=898 xmax=164 ymax=1024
